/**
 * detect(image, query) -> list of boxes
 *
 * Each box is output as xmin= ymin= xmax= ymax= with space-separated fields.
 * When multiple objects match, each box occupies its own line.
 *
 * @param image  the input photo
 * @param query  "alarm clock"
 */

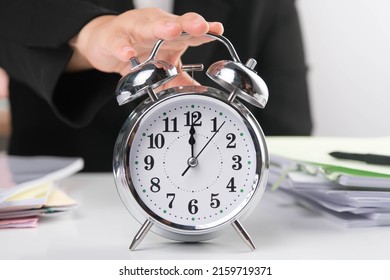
xmin=113 ymin=33 xmax=269 ymax=251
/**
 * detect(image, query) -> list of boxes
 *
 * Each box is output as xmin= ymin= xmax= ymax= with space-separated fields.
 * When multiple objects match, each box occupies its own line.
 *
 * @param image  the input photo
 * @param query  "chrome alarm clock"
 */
xmin=113 ymin=33 xmax=269 ymax=251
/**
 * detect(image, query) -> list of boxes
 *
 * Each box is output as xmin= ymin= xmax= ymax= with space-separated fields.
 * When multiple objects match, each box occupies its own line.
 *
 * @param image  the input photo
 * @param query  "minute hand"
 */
xmin=181 ymin=121 xmax=226 ymax=176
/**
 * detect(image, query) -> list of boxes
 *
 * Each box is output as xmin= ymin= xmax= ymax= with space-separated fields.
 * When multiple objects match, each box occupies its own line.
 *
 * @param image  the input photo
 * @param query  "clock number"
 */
xmin=211 ymin=117 xmax=218 ymax=132
xmin=144 ymin=155 xmax=154 ymax=170
xmin=166 ymin=193 xmax=175 ymax=209
xmin=150 ymin=177 xmax=161 ymax=193
xmin=210 ymin=193 xmax=221 ymax=209
xmin=226 ymin=133 xmax=237 ymax=148
xmin=147 ymin=133 xmax=165 ymax=149
xmin=232 ymin=155 xmax=242 ymax=170
xmin=163 ymin=117 xmax=178 ymax=132
xmin=184 ymin=111 xmax=202 ymax=126
xmin=226 ymin=177 xmax=237 ymax=192
xmin=188 ymin=199 xmax=199 ymax=214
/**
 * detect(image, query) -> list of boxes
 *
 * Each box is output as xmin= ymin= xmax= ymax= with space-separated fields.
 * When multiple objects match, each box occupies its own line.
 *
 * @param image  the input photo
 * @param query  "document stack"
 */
xmin=267 ymin=136 xmax=390 ymax=227
xmin=0 ymin=154 xmax=83 ymax=228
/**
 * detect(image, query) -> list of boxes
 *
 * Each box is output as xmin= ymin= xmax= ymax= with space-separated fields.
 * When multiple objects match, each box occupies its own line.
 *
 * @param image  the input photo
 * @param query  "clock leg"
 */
xmin=130 ymin=219 xmax=153 ymax=251
xmin=232 ymin=220 xmax=256 ymax=251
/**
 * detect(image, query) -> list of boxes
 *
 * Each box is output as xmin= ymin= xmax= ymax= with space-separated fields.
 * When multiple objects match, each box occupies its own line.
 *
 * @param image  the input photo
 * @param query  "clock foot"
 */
xmin=130 ymin=219 xmax=153 ymax=251
xmin=232 ymin=220 xmax=256 ymax=251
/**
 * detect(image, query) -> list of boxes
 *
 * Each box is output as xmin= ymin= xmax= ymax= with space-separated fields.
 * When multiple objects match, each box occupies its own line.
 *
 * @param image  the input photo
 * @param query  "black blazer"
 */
xmin=0 ymin=0 xmax=312 ymax=171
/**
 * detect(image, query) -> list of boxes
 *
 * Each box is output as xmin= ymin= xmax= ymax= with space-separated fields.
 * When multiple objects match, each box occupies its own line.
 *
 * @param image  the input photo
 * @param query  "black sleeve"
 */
xmin=255 ymin=0 xmax=313 ymax=135
xmin=0 ymin=0 xmax=118 ymax=126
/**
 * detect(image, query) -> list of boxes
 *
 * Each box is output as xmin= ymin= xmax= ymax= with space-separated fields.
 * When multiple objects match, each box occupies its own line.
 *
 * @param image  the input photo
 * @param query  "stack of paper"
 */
xmin=0 ymin=154 xmax=84 ymax=228
xmin=267 ymin=136 xmax=390 ymax=227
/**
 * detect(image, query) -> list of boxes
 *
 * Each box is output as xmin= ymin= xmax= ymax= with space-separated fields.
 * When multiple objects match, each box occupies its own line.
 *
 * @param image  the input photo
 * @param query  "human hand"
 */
xmin=68 ymin=8 xmax=224 ymax=87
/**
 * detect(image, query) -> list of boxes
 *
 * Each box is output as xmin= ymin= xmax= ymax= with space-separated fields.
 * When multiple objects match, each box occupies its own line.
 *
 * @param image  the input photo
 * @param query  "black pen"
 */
xmin=329 ymin=151 xmax=390 ymax=166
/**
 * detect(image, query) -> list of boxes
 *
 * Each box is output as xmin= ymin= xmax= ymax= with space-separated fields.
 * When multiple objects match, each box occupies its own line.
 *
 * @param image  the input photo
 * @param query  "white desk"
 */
xmin=1 ymin=173 xmax=390 ymax=260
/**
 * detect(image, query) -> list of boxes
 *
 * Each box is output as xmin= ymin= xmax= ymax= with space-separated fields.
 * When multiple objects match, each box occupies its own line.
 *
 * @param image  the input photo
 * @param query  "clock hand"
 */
xmin=181 ymin=121 xmax=226 ymax=176
xmin=189 ymin=123 xmax=196 ymax=158
xmin=194 ymin=121 xmax=225 ymax=160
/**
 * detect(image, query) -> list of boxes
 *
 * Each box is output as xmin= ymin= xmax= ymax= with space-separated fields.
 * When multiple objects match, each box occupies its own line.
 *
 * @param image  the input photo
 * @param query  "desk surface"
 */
xmin=1 ymin=173 xmax=390 ymax=260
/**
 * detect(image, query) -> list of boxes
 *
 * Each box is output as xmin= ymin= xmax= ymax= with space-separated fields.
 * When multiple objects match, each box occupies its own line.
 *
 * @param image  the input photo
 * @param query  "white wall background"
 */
xmin=296 ymin=0 xmax=390 ymax=136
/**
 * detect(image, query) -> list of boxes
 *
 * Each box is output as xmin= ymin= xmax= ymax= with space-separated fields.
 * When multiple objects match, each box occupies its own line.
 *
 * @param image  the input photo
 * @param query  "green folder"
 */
xmin=267 ymin=136 xmax=390 ymax=188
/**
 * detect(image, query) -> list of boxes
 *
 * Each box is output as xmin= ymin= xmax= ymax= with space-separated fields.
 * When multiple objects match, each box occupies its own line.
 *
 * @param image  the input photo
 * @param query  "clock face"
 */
xmin=122 ymin=93 xmax=264 ymax=233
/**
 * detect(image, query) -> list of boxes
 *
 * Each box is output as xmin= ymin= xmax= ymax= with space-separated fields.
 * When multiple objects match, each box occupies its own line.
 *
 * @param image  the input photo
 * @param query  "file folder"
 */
xmin=267 ymin=136 xmax=390 ymax=227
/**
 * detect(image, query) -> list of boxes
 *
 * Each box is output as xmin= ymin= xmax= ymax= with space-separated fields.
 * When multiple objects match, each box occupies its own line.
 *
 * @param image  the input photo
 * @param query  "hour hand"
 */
xmin=189 ymin=123 xmax=196 ymax=158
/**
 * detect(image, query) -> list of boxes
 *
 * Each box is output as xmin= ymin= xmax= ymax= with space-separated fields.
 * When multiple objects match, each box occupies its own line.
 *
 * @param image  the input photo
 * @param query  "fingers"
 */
xmin=135 ymin=11 xmax=213 ymax=46
xmin=121 ymin=9 xmax=223 ymax=49
xmin=151 ymin=20 xmax=183 ymax=41
xmin=176 ymin=12 xmax=210 ymax=37
xmin=209 ymin=22 xmax=224 ymax=36
xmin=152 ymin=13 xmax=224 ymax=43
xmin=72 ymin=8 xmax=224 ymax=74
